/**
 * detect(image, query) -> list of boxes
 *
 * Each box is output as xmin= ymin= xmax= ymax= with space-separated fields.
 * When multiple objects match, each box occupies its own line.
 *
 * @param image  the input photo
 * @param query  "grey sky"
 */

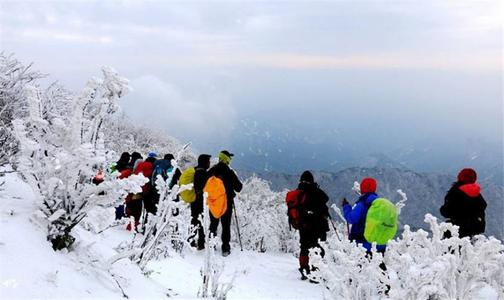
xmin=0 ymin=0 xmax=502 ymax=172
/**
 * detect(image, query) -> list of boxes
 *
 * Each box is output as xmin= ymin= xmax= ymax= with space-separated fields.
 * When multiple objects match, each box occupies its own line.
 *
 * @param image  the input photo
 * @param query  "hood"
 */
xmin=298 ymin=181 xmax=317 ymax=192
xmin=458 ymin=183 xmax=481 ymax=198
xmin=359 ymin=192 xmax=379 ymax=206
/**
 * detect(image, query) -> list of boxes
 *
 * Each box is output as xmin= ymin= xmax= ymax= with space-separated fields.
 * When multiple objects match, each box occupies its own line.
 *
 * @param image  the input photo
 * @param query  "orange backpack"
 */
xmin=204 ymin=176 xmax=227 ymax=218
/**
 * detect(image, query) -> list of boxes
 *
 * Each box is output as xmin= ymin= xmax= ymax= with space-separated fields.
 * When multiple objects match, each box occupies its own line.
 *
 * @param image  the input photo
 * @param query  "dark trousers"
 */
xmin=299 ymin=228 xmax=325 ymax=270
xmin=126 ymin=198 xmax=142 ymax=223
xmin=209 ymin=201 xmax=233 ymax=252
xmin=190 ymin=198 xmax=205 ymax=248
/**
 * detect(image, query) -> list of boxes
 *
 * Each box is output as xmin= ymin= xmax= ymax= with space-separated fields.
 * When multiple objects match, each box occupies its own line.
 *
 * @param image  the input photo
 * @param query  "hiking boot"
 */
xmin=299 ymin=268 xmax=309 ymax=280
xmin=197 ymin=244 xmax=205 ymax=251
xmin=189 ymin=240 xmax=197 ymax=249
xmin=222 ymin=244 xmax=230 ymax=256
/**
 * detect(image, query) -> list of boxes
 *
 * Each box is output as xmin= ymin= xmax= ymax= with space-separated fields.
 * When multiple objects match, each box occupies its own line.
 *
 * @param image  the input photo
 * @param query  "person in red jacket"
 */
xmin=440 ymin=168 xmax=487 ymax=238
xmin=125 ymin=156 xmax=156 ymax=231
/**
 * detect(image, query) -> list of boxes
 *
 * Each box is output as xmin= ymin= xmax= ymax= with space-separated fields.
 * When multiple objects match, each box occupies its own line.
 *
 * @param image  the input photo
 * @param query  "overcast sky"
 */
xmin=0 ymin=0 xmax=502 ymax=169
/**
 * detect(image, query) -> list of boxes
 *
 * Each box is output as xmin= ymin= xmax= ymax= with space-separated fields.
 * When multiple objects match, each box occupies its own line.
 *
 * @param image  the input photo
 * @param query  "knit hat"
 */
xmin=218 ymin=151 xmax=233 ymax=165
xmin=457 ymin=168 xmax=477 ymax=184
xmin=360 ymin=177 xmax=377 ymax=194
xmin=148 ymin=151 xmax=157 ymax=158
xmin=300 ymin=170 xmax=314 ymax=184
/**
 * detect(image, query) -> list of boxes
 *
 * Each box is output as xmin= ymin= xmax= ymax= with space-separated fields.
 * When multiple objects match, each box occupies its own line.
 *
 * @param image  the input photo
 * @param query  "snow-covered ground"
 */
xmin=0 ymin=171 xmax=324 ymax=299
xmin=149 ymin=251 xmax=323 ymax=299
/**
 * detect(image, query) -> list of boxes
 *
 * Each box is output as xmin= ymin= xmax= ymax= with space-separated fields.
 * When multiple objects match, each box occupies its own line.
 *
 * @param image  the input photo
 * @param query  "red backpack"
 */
xmin=285 ymin=189 xmax=306 ymax=230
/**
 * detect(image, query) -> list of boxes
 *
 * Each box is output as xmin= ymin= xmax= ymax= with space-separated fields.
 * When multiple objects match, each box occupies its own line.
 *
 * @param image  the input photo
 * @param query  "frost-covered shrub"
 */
xmin=310 ymin=236 xmax=390 ymax=299
xmin=312 ymin=213 xmax=504 ymax=300
xmin=234 ymin=176 xmax=298 ymax=253
xmin=132 ymin=176 xmax=192 ymax=269
xmin=0 ymin=53 xmax=44 ymax=166
xmin=387 ymin=214 xmax=504 ymax=300
xmin=199 ymin=194 xmax=235 ymax=299
xmin=12 ymin=67 xmax=146 ymax=250
xmin=102 ymin=114 xmax=195 ymax=165
xmin=109 ymin=146 xmax=195 ymax=269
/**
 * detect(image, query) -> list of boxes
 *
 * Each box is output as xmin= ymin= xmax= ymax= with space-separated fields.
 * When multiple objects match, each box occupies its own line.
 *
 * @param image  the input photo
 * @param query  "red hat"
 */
xmin=457 ymin=168 xmax=477 ymax=184
xmin=360 ymin=177 xmax=377 ymax=194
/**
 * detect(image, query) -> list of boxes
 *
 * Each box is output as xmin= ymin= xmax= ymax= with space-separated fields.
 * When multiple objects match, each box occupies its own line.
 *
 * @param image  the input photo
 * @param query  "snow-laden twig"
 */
xmin=199 ymin=193 xmax=236 ymax=299
xmin=395 ymin=189 xmax=407 ymax=216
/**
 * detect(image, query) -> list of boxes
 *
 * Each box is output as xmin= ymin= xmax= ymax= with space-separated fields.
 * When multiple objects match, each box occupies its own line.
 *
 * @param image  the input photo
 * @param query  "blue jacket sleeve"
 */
xmin=343 ymin=202 xmax=366 ymax=224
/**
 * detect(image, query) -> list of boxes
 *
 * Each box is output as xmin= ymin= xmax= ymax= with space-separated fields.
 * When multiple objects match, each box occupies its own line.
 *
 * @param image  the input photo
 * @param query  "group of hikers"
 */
xmin=106 ymin=150 xmax=242 ymax=257
xmin=286 ymin=167 xmax=487 ymax=283
xmin=103 ymin=150 xmax=487 ymax=282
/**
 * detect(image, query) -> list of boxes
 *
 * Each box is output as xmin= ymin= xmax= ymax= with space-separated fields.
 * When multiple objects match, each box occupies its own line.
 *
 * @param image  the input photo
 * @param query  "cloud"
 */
xmin=121 ymin=75 xmax=236 ymax=147
xmin=180 ymin=52 xmax=501 ymax=71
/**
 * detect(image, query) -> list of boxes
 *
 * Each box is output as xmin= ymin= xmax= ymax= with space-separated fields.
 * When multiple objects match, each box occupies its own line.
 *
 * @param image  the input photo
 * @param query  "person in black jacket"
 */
xmin=296 ymin=171 xmax=330 ymax=280
xmin=189 ymin=154 xmax=211 ymax=250
xmin=440 ymin=168 xmax=487 ymax=238
xmin=208 ymin=150 xmax=243 ymax=256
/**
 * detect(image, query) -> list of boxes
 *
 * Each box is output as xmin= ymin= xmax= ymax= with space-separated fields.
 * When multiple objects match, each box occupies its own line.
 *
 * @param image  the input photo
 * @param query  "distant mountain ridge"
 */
xmin=229 ymin=117 xmax=503 ymax=186
xmin=238 ymin=167 xmax=503 ymax=241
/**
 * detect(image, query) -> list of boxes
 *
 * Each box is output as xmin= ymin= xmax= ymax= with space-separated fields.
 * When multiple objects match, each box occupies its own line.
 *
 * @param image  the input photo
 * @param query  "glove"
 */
xmin=341 ymin=198 xmax=349 ymax=206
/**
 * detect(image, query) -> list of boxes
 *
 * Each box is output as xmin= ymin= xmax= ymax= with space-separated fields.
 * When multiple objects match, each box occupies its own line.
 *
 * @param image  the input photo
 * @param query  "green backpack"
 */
xmin=178 ymin=167 xmax=196 ymax=203
xmin=364 ymin=198 xmax=398 ymax=245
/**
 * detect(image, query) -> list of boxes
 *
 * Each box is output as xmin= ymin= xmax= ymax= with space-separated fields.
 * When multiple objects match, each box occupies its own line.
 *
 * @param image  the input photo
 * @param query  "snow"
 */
xmin=149 ymin=251 xmax=323 ymax=299
xmin=0 ymin=168 xmax=501 ymax=300
xmin=0 ymin=171 xmax=323 ymax=299
xmin=0 ymin=171 xmax=165 ymax=299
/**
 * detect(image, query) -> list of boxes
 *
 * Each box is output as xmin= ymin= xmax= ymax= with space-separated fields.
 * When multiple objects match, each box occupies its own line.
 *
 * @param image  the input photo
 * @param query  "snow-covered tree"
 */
xmin=311 ymin=211 xmax=504 ymax=299
xmin=0 ymin=53 xmax=44 ymax=167
xmin=234 ymin=176 xmax=298 ymax=253
xmin=102 ymin=113 xmax=193 ymax=162
xmin=12 ymin=67 xmax=146 ymax=250
xmin=387 ymin=214 xmax=504 ymax=299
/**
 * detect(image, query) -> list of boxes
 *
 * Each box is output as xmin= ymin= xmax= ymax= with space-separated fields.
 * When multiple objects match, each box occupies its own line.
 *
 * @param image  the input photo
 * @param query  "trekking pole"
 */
xmin=328 ymin=217 xmax=341 ymax=241
xmin=233 ymin=203 xmax=243 ymax=251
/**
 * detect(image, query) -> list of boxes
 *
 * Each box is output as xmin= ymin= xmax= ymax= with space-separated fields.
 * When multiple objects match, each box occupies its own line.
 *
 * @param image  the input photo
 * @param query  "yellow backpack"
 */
xmin=179 ymin=167 xmax=196 ymax=203
xmin=204 ymin=176 xmax=227 ymax=218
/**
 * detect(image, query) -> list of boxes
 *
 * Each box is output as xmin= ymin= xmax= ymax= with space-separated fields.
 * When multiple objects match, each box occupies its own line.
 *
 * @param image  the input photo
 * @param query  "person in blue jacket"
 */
xmin=341 ymin=177 xmax=386 ymax=254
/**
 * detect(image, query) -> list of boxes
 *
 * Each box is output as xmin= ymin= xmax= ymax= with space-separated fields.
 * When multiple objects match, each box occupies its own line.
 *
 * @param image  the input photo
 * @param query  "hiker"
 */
xmin=113 ymin=152 xmax=130 ymax=173
xmin=207 ymin=150 xmax=243 ymax=256
xmin=129 ymin=151 xmax=143 ymax=170
xmin=170 ymin=166 xmax=182 ymax=190
xmin=189 ymin=154 xmax=211 ymax=250
xmin=150 ymin=154 xmax=175 ymax=213
xmin=125 ymin=153 xmax=156 ymax=230
xmin=136 ymin=152 xmax=158 ymax=215
xmin=287 ymin=171 xmax=330 ymax=281
xmin=440 ymin=168 xmax=487 ymax=238
xmin=342 ymin=177 xmax=396 ymax=295
xmin=342 ymin=177 xmax=387 ymax=254
xmin=151 ymin=153 xmax=174 ymax=184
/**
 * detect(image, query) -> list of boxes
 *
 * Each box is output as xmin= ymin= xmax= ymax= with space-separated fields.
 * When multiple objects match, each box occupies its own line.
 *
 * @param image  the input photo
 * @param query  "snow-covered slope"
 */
xmin=0 ymin=171 xmax=324 ymax=299
xmin=0 ymin=171 xmax=168 ymax=299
